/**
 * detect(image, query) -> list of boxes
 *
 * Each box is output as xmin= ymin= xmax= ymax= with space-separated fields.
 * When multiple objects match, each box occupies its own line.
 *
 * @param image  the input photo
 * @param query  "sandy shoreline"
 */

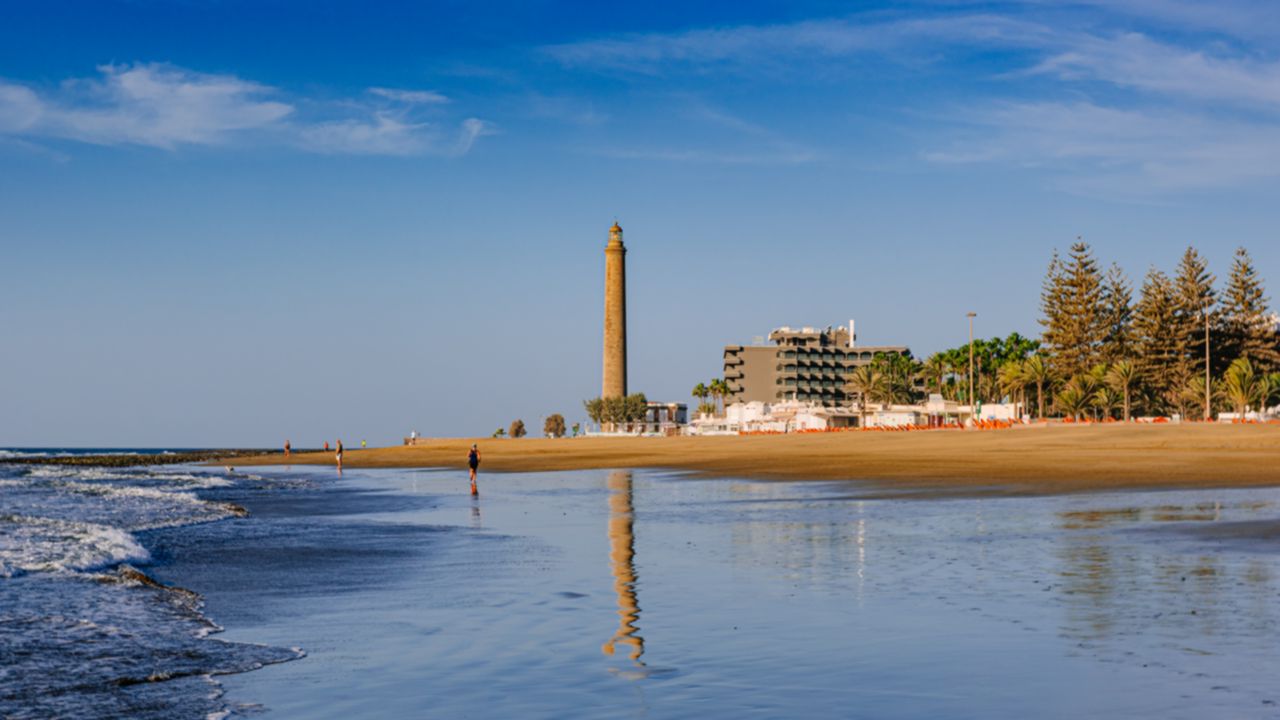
xmin=228 ymin=424 xmax=1280 ymax=497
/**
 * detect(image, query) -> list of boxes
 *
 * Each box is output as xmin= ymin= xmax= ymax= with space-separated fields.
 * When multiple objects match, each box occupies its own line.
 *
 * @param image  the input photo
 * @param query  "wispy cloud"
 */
xmin=301 ymin=115 xmax=493 ymax=156
xmin=0 ymin=64 xmax=291 ymax=148
xmin=368 ymin=87 xmax=450 ymax=105
xmin=0 ymin=63 xmax=489 ymax=157
xmin=544 ymin=9 xmax=1280 ymax=192
xmin=925 ymin=100 xmax=1280 ymax=193
xmin=1046 ymin=0 xmax=1280 ymax=43
xmin=543 ymin=14 xmax=1049 ymax=71
xmin=1027 ymin=32 xmax=1280 ymax=109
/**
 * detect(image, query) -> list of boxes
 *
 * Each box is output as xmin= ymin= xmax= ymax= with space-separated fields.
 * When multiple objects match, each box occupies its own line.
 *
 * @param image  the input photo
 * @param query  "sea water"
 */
xmin=211 ymin=468 xmax=1280 ymax=719
xmin=0 ymin=453 xmax=302 ymax=719
xmin=6 ymin=457 xmax=1280 ymax=718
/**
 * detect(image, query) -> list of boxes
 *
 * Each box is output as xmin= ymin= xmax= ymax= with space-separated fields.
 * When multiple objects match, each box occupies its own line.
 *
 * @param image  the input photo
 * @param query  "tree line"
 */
xmin=735 ymin=241 xmax=1278 ymax=421
xmin=926 ymin=242 xmax=1279 ymax=420
xmin=1029 ymin=242 xmax=1278 ymax=419
xmin=583 ymin=393 xmax=650 ymax=428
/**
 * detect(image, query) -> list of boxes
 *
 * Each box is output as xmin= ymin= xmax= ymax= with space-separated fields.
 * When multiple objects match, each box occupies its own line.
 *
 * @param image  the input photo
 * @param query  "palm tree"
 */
xmin=1175 ymin=377 xmax=1219 ymax=420
xmin=923 ymin=353 xmax=949 ymax=397
xmin=1078 ymin=368 xmax=1106 ymax=420
xmin=1105 ymin=360 xmax=1141 ymax=422
xmin=709 ymin=378 xmax=728 ymax=416
xmin=1222 ymin=357 xmax=1266 ymax=418
xmin=1092 ymin=386 xmax=1122 ymax=420
xmin=847 ymin=365 xmax=886 ymax=428
xmin=1022 ymin=355 xmax=1053 ymax=419
xmin=691 ymin=382 xmax=710 ymax=417
xmin=1055 ymin=384 xmax=1090 ymax=421
xmin=998 ymin=360 xmax=1027 ymax=416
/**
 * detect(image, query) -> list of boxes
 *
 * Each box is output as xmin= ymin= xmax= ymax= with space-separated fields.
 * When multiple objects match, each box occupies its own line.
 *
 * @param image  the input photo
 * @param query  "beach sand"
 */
xmin=234 ymin=423 xmax=1280 ymax=496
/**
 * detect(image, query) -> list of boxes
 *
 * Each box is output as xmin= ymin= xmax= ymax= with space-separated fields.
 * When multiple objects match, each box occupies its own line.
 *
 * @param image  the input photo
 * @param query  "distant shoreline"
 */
xmin=3 ymin=449 xmax=276 ymax=467
xmin=228 ymin=424 xmax=1280 ymax=498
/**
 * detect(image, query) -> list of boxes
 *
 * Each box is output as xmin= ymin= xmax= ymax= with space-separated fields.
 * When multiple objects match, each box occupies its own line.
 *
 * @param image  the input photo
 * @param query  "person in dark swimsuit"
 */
xmin=467 ymin=444 xmax=480 ymax=496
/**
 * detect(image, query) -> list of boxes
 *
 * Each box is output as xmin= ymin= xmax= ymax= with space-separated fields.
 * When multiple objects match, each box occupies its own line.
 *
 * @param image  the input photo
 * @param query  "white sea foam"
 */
xmin=0 ymin=465 xmax=242 ymax=577
xmin=25 ymin=465 xmax=235 ymax=489
xmin=0 ymin=450 xmax=49 ymax=459
xmin=0 ymin=515 xmax=151 ymax=578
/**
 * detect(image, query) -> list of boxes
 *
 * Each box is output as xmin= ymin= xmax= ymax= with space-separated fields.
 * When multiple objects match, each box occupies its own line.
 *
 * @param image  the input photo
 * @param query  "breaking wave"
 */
xmin=0 ymin=461 xmax=301 ymax=718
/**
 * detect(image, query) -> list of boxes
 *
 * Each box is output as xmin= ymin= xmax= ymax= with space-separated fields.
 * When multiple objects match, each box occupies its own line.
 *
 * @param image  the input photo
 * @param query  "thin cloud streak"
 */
xmin=925 ymin=100 xmax=1280 ymax=193
xmin=544 ymin=9 xmax=1280 ymax=192
xmin=368 ymin=87 xmax=450 ymax=104
xmin=1028 ymin=32 xmax=1280 ymax=110
xmin=543 ymin=14 xmax=1050 ymax=71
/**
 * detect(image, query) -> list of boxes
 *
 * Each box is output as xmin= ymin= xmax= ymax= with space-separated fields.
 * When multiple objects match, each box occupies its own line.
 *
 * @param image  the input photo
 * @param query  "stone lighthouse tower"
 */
xmin=602 ymin=222 xmax=627 ymax=398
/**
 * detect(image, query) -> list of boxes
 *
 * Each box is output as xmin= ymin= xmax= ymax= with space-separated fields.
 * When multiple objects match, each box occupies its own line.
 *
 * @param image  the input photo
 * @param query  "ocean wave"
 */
xmin=0 ymin=450 xmax=48 ymax=459
xmin=0 ymin=515 xmax=151 ymax=578
xmin=0 ymin=462 xmax=302 ymax=719
xmin=0 ymin=568 xmax=302 ymax=719
xmin=26 ymin=465 xmax=231 ymax=485
xmin=0 ymin=465 xmax=244 ymax=579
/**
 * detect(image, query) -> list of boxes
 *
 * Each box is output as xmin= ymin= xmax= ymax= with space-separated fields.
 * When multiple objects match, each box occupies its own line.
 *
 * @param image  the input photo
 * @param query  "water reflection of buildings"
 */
xmin=1055 ymin=502 xmax=1277 ymax=650
xmin=602 ymin=470 xmax=644 ymax=665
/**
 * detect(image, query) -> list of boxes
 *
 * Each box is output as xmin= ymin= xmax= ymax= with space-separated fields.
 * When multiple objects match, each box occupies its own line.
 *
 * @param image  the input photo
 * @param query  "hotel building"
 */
xmin=723 ymin=323 xmax=910 ymax=407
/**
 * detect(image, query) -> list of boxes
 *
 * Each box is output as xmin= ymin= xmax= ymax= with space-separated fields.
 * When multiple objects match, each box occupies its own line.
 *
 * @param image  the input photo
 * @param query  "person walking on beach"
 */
xmin=335 ymin=439 xmax=344 ymax=471
xmin=324 ymin=440 xmax=330 ymax=452
xmin=467 ymin=444 xmax=480 ymax=496
xmin=284 ymin=439 xmax=291 ymax=458
xmin=361 ymin=439 xmax=367 ymax=449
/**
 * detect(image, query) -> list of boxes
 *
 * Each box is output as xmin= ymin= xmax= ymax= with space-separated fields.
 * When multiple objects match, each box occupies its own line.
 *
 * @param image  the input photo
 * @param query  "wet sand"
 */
xmin=234 ymin=424 xmax=1280 ymax=496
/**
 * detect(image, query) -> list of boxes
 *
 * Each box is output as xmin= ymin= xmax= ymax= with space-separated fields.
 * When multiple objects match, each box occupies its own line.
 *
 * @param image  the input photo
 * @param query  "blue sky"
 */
xmin=4 ymin=0 xmax=1280 ymax=446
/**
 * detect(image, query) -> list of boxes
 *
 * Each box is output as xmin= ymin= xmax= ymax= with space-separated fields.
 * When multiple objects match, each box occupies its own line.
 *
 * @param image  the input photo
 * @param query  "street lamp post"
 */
xmin=1203 ymin=305 xmax=1212 ymax=421
xmin=967 ymin=312 xmax=977 ymax=422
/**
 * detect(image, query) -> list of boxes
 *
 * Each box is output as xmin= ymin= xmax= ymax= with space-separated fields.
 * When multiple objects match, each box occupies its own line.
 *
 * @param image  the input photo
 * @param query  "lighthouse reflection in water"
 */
xmin=602 ymin=470 xmax=647 ymax=675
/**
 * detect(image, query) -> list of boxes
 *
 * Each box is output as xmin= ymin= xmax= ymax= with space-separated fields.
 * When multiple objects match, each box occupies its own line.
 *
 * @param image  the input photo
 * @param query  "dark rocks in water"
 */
xmin=2 ymin=449 xmax=279 ymax=468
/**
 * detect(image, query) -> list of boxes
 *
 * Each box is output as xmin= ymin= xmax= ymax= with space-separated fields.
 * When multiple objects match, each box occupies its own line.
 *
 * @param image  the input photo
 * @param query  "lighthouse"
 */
xmin=602 ymin=222 xmax=627 ymax=398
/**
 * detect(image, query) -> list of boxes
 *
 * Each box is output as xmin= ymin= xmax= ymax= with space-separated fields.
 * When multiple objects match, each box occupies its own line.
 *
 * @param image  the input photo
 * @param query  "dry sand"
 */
xmin=233 ymin=423 xmax=1280 ymax=497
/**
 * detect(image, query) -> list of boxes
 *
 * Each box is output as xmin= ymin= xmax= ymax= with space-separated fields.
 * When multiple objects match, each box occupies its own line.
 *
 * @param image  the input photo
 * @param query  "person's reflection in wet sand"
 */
xmin=471 ymin=496 xmax=482 ymax=530
xmin=602 ymin=470 xmax=644 ymax=666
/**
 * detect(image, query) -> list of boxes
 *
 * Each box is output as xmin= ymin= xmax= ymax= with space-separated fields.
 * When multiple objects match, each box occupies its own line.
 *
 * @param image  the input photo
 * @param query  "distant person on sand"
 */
xmin=284 ymin=439 xmax=291 ymax=458
xmin=336 ymin=440 xmax=344 ymax=471
xmin=324 ymin=441 xmax=330 ymax=452
xmin=361 ymin=439 xmax=367 ymax=448
xmin=467 ymin=444 xmax=480 ymax=496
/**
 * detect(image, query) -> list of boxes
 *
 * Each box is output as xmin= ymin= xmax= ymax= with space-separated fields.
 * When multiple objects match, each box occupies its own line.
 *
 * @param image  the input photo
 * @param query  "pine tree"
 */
xmin=1039 ymin=241 xmax=1105 ymax=378
xmin=1132 ymin=267 xmax=1180 ymax=412
xmin=1221 ymin=247 xmax=1280 ymax=370
xmin=1099 ymin=263 xmax=1134 ymax=363
xmin=1172 ymin=247 xmax=1218 ymax=380
xmin=1039 ymin=250 xmax=1065 ymax=362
